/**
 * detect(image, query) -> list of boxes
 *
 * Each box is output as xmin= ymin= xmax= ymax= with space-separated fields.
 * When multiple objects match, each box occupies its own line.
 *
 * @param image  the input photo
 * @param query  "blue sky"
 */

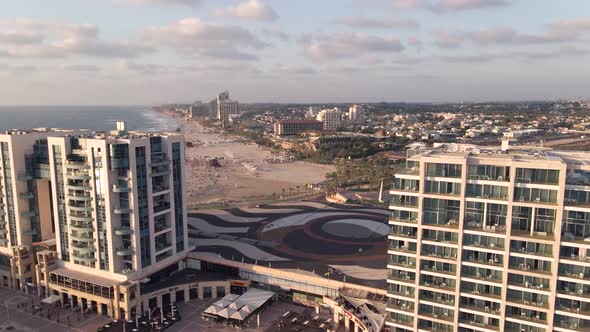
xmin=1 ymin=0 xmax=589 ymax=105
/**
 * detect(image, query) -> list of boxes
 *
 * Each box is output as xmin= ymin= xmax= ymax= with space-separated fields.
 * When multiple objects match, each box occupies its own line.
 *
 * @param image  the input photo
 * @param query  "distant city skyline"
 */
xmin=1 ymin=0 xmax=590 ymax=105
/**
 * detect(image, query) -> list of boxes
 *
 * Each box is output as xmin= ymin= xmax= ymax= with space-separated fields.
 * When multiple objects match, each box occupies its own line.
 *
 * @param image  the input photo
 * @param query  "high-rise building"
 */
xmin=215 ymin=91 xmax=239 ymax=127
xmin=386 ymin=143 xmax=590 ymax=331
xmin=348 ymin=105 xmax=364 ymax=123
xmin=1 ymin=123 xmax=188 ymax=319
xmin=0 ymin=130 xmax=58 ymax=290
xmin=316 ymin=108 xmax=343 ymax=130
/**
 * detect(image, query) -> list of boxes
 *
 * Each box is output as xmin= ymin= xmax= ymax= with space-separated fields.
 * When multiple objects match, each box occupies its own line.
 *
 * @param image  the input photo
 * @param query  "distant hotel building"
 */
xmin=273 ymin=120 xmax=323 ymax=136
xmin=348 ymin=105 xmax=365 ymax=124
xmin=210 ymin=91 xmax=239 ymax=127
xmin=386 ymin=141 xmax=590 ymax=331
xmin=1 ymin=122 xmax=188 ymax=319
xmin=316 ymin=108 xmax=343 ymax=130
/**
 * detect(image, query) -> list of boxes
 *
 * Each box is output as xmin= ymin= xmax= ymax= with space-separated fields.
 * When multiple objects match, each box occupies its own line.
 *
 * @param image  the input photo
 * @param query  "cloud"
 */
xmin=262 ymin=28 xmax=289 ymax=41
xmin=432 ymin=19 xmax=590 ymax=48
xmin=301 ymin=33 xmax=405 ymax=62
xmin=62 ymin=64 xmax=101 ymax=72
xmin=394 ymin=0 xmax=512 ymax=12
xmin=0 ymin=18 xmax=153 ymax=59
xmin=141 ymin=18 xmax=267 ymax=60
xmin=332 ymin=17 xmax=419 ymax=29
xmin=211 ymin=0 xmax=279 ymax=22
xmin=114 ymin=0 xmax=202 ymax=6
xmin=268 ymin=64 xmax=317 ymax=76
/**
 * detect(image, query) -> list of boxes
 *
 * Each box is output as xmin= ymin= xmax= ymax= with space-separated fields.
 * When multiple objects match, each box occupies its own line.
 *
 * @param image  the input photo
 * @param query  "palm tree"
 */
xmin=281 ymin=188 xmax=286 ymax=199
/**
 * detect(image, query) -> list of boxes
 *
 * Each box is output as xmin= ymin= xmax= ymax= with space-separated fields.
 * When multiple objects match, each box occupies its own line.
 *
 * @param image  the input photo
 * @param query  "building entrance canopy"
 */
xmin=41 ymin=294 xmax=61 ymax=305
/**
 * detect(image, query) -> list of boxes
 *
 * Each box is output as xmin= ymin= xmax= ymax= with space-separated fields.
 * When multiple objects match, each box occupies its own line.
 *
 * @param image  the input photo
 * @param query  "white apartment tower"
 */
xmin=386 ymin=143 xmax=590 ymax=332
xmin=348 ymin=104 xmax=365 ymax=123
xmin=215 ymin=91 xmax=239 ymax=127
xmin=0 ymin=124 xmax=188 ymax=319
xmin=316 ymin=108 xmax=343 ymax=130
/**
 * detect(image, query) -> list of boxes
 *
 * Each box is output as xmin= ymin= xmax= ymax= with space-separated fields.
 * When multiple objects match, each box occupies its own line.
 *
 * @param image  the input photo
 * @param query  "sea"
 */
xmin=0 ymin=106 xmax=180 ymax=132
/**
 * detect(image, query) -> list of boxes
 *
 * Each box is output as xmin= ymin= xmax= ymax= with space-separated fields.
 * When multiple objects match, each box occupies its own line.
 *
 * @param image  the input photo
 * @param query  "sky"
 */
xmin=1 ymin=0 xmax=590 ymax=105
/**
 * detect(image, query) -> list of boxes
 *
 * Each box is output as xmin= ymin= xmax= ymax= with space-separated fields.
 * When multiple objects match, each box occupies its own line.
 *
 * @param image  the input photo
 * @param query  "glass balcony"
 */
xmin=71 ymin=242 xmax=96 ymax=253
xmin=388 ymin=284 xmax=415 ymax=299
xmin=70 ymin=223 xmax=93 ymax=232
xmin=562 ymin=210 xmax=590 ymax=243
xmin=70 ymin=233 xmax=94 ymax=243
xmin=466 ymin=184 xmax=508 ymax=200
xmin=418 ymin=303 xmax=454 ymax=322
xmin=425 ymin=163 xmax=462 ymax=178
xmin=390 ymin=209 xmax=418 ymax=224
xmin=463 ymin=234 xmax=505 ymax=250
xmin=509 ymin=240 xmax=552 ymax=258
xmin=461 ymin=266 xmax=503 ymax=284
xmin=390 ymin=195 xmax=419 ymax=208
xmin=114 ymin=226 xmax=132 ymax=236
xmin=508 ymin=257 xmax=552 ymax=275
xmin=458 ymin=312 xmax=500 ymax=331
xmin=558 ymin=281 xmax=590 ymax=298
xmin=420 ymin=275 xmax=455 ymax=291
xmin=388 ymin=240 xmax=417 ymax=254
xmin=462 ymin=280 xmax=503 ymax=301
xmin=422 ymin=229 xmax=458 ymax=244
xmin=420 ymin=260 xmax=456 ymax=276
xmin=68 ymin=203 xmax=93 ymax=212
xmin=507 ymin=274 xmax=550 ymax=291
xmin=112 ymin=185 xmax=131 ymax=193
xmin=554 ymin=315 xmax=590 ymax=331
xmin=388 ymin=254 xmax=416 ymax=268
xmin=69 ymin=213 xmax=93 ymax=222
xmin=506 ymin=289 xmax=549 ymax=309
xmin=419 ymin=290 xmax=455 ymax=306
xmin=424 ymin=180 xmax=461 ymax=196
xmin=388 ymin=298 xmax=414 ymax=313
xmin=388 ymin=312 xmax=413 ymax=328
xmin=556 ymin=299 xmax=590 ymax=317
xmin=505 ymin=306 xmax=548 ymax=324
xmin=114 ymin=207 xmax=132 ymax=214
xmin=390 ymin=225 xmax=417 ymax=239
xmin=393 ymin=178 xmax=419 ymax=192
xmin=117 ymin=247 xmax=134 ymax=256
xmin=514 ymin=187 xmax=558 ymax=204
xmin=417 ymin=319 xmax=453 ymax=332
xmin=155 ymin=241 xmax=172 ymax=252
xmin=462 ymin=249 xmax=503 ymax=267
xmin=460 ymin=298 xmax=501 ymax=315
xmin=515 ymin=168 xmax=559 ymax=185
xmin=389 ymin=270 xmax=416 ymax=283
xmin=467 ymin=165 xmax=509 ymax=182
xmin=422 ymin=244 xmax=457 ymax=261
xmin=559 ymin=263 xmax=590 ymax=279
xmin=72 ymin=252 xmax=97 ymax=262
xmin=66 ymin=173 xmax=91 ymax=181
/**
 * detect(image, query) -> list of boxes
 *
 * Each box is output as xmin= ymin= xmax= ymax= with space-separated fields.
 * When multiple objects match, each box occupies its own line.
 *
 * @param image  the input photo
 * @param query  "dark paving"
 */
xmin=190 ymin=200 xmax=389 ymax=288
xmin=0 ymin=287 xmax=112 ymax=332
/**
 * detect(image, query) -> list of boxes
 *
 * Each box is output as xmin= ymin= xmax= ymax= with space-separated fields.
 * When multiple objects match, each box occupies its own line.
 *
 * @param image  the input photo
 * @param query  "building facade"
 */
xmin=273 ymin=120 xmax=324 ymax=136
xmin=386 ymin=144 xmax=590 ymax=331
xmin=316 ymin=108 xmax=343 ymax=130
xmin=348 ymin=105 xmax=364 ymax=123
xmin=215 ymin=91 xmax=239 ymax=127
xmin=1 ymin=124 xmax=189 ymax=320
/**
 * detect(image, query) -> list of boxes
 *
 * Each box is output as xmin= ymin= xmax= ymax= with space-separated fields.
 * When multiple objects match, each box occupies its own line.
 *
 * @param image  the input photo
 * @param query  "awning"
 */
xmin=202 ymin=289 xmax=274 ymax=322
xmin=41 ymin=295 xmax=61 ymax=305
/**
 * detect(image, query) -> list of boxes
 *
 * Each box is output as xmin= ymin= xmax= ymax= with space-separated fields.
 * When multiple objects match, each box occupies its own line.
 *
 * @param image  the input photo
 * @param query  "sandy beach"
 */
xmin=180 ymin=119 xmax=335 ymax=206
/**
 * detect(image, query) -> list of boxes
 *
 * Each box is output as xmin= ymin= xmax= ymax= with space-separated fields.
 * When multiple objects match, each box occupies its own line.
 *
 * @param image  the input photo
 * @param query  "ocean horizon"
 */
xmin=0 ymin=105 xmax=180 ymax=132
